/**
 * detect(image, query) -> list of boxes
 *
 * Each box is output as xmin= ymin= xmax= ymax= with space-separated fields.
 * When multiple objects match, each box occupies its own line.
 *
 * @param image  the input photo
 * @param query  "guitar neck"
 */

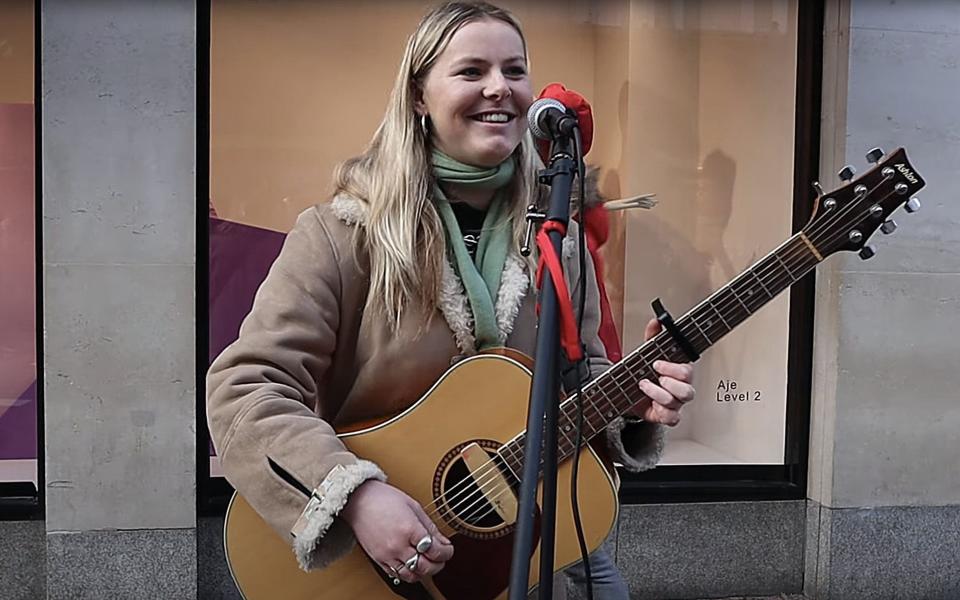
xmin=499 ymin=232 xmax=823 ymax=474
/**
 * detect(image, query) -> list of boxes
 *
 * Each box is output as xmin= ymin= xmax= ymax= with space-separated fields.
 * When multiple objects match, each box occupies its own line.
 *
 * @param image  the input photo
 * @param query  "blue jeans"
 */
xmin=563 ymin=547 xmax=630 ymax=600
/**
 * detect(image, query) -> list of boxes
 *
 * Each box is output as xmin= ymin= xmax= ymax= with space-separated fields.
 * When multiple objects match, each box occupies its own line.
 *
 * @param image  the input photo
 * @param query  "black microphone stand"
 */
xmin=508 ymin=131 xmax=579 ymax=600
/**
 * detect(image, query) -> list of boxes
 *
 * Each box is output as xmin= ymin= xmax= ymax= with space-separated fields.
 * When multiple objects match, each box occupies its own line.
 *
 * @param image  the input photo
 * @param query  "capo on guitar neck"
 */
xmin=652 ymin=298 xmax=700 ymax=362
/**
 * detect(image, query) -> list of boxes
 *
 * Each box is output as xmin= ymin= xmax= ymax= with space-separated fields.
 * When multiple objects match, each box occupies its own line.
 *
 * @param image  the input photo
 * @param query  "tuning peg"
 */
xmin=904 ymin=197 xmax=921 ymax=213
xmin=880 ymin=219 xmax=898 ymax=234
xmin=812 ymin=181 xmax=824 ymax=195
xmin=858 ymin=245 xmax=876 ymax=260
xmin=866 ymin=148 xmax=884 ymax=164
xmin=838 ymin=165 xmax=856 ymax=181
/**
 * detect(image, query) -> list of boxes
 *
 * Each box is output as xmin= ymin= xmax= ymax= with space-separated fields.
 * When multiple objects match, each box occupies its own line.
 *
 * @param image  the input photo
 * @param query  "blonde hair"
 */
xmin=333 ymin=1 xmax=540 ymax=330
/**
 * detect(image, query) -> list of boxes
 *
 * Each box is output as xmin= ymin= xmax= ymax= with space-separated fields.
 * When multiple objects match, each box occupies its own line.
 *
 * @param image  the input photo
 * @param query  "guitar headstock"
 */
xmin=804 ymin=147 xmax=925 ymax=260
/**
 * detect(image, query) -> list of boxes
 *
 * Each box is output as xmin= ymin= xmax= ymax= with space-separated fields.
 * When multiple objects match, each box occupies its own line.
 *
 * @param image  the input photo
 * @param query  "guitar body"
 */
xmin=224 ymin=352 xmax=619 ymax=600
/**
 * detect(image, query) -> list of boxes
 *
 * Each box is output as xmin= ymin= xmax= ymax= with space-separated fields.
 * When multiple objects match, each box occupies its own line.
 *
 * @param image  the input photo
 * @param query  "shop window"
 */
xmin=202 ymin=0 xmax=815 ymax=508
xmin=0 ymin=0 xmax=39 ymax=506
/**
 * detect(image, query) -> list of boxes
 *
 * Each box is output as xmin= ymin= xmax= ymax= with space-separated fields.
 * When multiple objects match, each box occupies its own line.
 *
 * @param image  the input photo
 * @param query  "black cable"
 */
xmin=568 ymin=125 xmax=594 ymax=600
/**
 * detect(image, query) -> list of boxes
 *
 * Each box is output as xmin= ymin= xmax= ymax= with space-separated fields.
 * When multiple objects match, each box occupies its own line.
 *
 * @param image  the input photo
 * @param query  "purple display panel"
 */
xmin=208 ymin=217 xmax=285 ymax=365
xmin=207 ymin=216 xmax=285 ymax=475
xmin=0 ymin=103 xmax=38 ymax=484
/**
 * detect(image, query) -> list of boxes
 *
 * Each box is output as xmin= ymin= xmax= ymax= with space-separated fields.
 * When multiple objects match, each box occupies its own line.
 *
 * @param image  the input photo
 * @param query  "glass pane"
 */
xmin=604 ymin=1 xmax=798 ymax=465
xmin=0 ymin=0 xmax=38 ymax=486
xmin=208 ymin=0 xmax=799 ymax=474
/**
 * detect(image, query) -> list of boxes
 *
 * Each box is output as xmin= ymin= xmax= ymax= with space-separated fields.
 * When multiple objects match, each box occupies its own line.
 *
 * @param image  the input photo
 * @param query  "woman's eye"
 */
xmin=459 ymin=67 xmax=482 ymax=77
xmin=507 ymin=66 xmax=527 ymax=77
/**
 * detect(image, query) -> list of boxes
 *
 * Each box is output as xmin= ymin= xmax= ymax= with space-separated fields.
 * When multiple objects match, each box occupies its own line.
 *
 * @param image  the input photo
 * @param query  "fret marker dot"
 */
xmin=606 ymin=411 xmax=614 ymax=418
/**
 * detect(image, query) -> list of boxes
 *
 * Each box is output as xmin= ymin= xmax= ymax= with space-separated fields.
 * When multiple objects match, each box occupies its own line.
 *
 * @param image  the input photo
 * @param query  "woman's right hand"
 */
xmin=340 ymin=479 xmax=454 ymax=584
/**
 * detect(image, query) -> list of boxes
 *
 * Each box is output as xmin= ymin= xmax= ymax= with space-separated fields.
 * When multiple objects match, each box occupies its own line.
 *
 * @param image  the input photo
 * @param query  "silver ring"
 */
xmin=404 ymin=552 xmax=420 ymax=573
xmin=388 ymin=564 xmax=402 ymax=586
xmin=415 ymin=534 xmax=433 ymax=554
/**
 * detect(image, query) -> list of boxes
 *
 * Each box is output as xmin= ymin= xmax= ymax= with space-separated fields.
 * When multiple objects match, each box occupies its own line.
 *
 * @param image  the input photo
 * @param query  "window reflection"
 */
xmin=208 ymin=0 xmax=799 ymax=468
xmin=0 ymin=0 xmax=38 ymax=486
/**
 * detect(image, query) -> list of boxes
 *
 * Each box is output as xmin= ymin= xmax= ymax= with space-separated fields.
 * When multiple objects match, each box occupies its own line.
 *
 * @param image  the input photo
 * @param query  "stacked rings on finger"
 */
xmin=404 ymin=552 xmax=419 ymax=572
xmin=391 ymin=534 xmax=433 ymax=583
xmin=415 ymin=535 xmax=433 ymax=554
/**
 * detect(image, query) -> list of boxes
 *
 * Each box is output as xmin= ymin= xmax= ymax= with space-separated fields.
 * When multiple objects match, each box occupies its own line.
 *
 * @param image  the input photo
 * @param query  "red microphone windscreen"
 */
xmin=534 ymin=83 xmax=594 ymax=160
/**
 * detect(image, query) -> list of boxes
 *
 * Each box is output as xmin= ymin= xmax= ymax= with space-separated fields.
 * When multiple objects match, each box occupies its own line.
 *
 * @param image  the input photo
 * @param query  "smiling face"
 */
xmin=415 ymin=18 xmax=533 ymax=168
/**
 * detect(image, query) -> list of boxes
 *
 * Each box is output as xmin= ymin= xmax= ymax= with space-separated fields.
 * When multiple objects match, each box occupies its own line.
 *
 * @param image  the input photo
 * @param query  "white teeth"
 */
xmin=476 ymin=113 xmax=510 ymax=123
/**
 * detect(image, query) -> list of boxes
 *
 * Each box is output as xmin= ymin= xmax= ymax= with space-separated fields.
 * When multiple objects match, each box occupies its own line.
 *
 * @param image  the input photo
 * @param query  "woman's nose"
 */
xmin=483 ymin=71 xmax=511 ymax=100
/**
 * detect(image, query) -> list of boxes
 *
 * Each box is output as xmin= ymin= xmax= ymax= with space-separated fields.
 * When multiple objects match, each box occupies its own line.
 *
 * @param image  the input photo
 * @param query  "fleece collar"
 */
xmin=330 ymin=195 xmax=529 ymax=355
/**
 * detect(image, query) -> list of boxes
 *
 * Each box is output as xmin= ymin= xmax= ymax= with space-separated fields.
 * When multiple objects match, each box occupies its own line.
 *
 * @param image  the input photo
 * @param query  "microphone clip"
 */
xmin=520 ymin=204 xmax=546 ymax=257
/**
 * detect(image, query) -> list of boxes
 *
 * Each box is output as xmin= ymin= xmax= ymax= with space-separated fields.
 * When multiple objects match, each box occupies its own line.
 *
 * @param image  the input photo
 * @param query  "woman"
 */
xmin=206 ymin=2 xmax=695 ymax=597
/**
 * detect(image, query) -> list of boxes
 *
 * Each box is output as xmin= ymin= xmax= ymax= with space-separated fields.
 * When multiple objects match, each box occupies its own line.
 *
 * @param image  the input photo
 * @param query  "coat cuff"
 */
xmin=604 ymin=417 xmax=664 ymax=472
xmin=291 ymin=459 xmax=386 ymax=571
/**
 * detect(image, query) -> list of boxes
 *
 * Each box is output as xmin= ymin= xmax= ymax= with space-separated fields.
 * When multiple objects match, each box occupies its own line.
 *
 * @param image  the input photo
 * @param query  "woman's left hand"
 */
xmin=627 ymin=318 xmax=696 ymax=426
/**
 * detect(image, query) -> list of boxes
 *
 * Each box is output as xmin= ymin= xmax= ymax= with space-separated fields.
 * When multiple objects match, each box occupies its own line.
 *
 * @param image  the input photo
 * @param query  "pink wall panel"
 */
xmin=0 ymin=103 xmax=38 ymax=474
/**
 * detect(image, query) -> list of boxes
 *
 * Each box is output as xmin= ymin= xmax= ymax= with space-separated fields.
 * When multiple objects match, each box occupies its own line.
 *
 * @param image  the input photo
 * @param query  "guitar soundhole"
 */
xmin=434 ymin=439 xmax=517 ymax=540
xmin=443 ymin=459 xmax=504 ymax=529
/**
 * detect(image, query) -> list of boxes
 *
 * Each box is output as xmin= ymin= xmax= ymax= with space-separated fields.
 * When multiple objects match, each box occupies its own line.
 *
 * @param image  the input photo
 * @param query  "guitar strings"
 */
xmin=416 ymin=400 xmax=591 ymax=523
xmin=421 ymin=205 xmax=841 ymax=528
xmin=436 ymin=393 xmax=624 ymax=525
xmin=419 ymin=360 xmax=629 ymax=526
xmin=431 ymin=185 xmax=900 ymax=530
xmin=418 ymin=330 xmax=680 ymax=526
xmin=434 ymin=181 xmax=898 ymax=528
xmin=417 ymin=180 xmax=901 ymax=530
xmin=418 ymin=386 xmax=617 ymax=525
xmin=417 ymin=375 xmax=621 ymax=526
xmin=576 ymin=179 xmax=901 ymax=427
xmin=607 ymin=174 xmax=900 ymax=380
xmin=481 ymin=186 xmax=904 ymax=526
xmin=655 ymin=179 xmax=900 ymax=359
xmin=452 ymin=184 xmax=902 ymax=527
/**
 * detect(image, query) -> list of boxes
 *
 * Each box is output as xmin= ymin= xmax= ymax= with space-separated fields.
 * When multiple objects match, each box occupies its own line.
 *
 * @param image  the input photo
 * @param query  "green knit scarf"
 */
xmin=432 ymin=150 xmax=515 ymax=350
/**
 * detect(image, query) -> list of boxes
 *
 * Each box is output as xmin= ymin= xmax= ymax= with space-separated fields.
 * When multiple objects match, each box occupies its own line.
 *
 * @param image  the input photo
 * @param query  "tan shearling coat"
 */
xmin=206 ymin=195 xmax=664 ymax=571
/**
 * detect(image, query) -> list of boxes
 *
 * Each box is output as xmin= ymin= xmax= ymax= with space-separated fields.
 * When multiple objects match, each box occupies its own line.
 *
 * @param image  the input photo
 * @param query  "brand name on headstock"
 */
xmin=895 ymin=163 xmax=918 ymax=184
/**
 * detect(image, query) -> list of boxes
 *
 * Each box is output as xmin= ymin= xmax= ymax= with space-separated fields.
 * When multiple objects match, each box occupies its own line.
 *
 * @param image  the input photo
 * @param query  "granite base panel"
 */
xmin=46 ymin=528 xmax=196 ymax=600
xmin=610 ymin=500 xmax=806 ymax=600
xmin=198 ymin=516 xmax=242 ymax=600
xmin=201 ymin=504 xmax=806 ymax=600
xmin=805 ymin=502 xmax=960 ymax=600
xmin=0 ymin=520 xmax=45 ymax=600
xmin=196 ymin=501 xmax=960 ymax=599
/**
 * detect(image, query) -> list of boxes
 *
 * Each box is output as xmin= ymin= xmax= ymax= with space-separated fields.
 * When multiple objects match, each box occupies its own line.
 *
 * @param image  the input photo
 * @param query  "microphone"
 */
xmin=527 ymin=97 xmax=579 ymax=140
xmin=528 ymin=83 xmax=594 ymax=158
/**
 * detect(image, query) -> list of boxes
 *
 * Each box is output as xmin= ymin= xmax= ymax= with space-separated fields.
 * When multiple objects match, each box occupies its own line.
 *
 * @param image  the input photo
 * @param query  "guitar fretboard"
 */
xmin=496 ymin=232 xmax=823 ymax=478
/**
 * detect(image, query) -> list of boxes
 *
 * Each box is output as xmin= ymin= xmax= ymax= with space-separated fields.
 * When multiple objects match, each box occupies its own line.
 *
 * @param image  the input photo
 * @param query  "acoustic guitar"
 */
xmin=222 ymin=148 xmax=925 ymax=599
